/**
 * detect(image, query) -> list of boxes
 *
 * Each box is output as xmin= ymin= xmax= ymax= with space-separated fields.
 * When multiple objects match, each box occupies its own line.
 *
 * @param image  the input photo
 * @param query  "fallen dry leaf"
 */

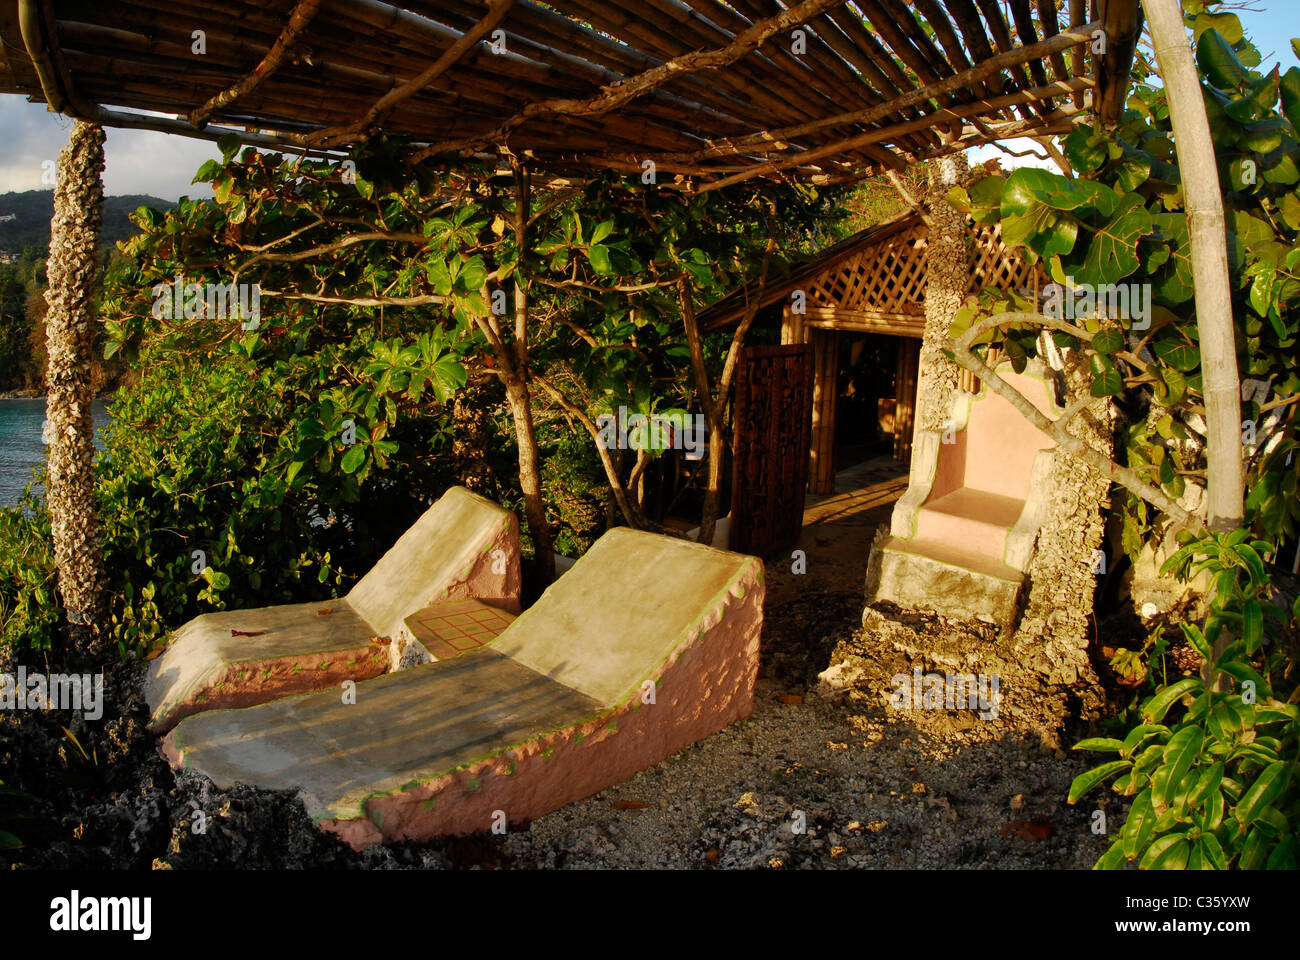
xmin=1001 ymin=818 xmax=1052 ymax=842
xmin=144 ymin=643 xmax=167 ymax=661
xmin=316 ymin=607 xmax=334 ymax=616
xmin=230 ymin=629 xmax=267 ymax=638
xmin=776 ymin=694 xmax=803 ymax=705
xmin=368 ymin=636 xmax=390 ymax=646
xmin=704 ymin=848 xmax=719 ymax=864
xmin=612 ymin=800 xmax=654 ymax=810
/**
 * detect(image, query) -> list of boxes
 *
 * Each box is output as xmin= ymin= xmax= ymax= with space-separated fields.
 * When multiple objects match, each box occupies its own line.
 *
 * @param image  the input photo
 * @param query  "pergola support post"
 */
xmin=1144 ymin=0 xmax=1244 ymax=530
xmin=43 ymin=119 xmax=110 ymax=654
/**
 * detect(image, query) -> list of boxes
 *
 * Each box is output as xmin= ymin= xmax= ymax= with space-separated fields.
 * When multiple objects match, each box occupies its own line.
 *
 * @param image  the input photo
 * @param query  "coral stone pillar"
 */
xmin=43 ymin=120 xmax=109 ymax=649
xmin=916 ymin=152 xmax=970 ymax=433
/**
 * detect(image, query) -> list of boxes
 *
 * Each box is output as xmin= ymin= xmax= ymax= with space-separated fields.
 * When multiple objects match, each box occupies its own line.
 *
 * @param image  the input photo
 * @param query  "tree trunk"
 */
xmin=504 ymin=376 xmax=555 ymax=584
xmin=43 ymin=120 xmax=109 ymax=654
xmin=503 ymin=158 xmax=554 ymax=583
xmin=679 ymin=277 xmax=727 ymax=546
xmin=1009 ymin=348 xmax=1112 ymax=717
xmin=1145 ymin=0 xmax=1244 ymax=531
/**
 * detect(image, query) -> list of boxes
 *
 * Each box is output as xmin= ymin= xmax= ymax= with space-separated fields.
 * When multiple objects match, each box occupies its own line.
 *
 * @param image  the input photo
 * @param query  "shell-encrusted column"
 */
xmin=44 ymin=120 xmax=109 ymax=649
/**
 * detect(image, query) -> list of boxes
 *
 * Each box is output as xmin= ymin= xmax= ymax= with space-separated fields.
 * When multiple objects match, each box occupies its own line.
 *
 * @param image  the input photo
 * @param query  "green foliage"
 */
xmin=1070 ymin=530 xmax=1299 ymax=870
xmin=543 ymin=428 xmax=607 ymax=558
xmin=0 ymin=490 xmax=60 ymax=651
xmin=954 ymin=3 xmax=1299 ymax=556
xmin=0 ymin=778 xmax=38 ymax=851
xmin=4 ymin=121 xmax=841 ymax=654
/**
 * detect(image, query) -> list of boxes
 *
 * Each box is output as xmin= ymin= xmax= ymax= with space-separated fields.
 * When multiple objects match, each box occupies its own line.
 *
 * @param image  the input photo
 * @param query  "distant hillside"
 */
xmin=0 ymin=190 xmax=177 ymax=254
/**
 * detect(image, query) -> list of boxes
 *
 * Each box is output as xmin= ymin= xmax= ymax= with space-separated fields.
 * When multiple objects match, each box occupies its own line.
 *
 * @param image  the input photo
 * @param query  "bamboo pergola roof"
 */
xmin=0 ymin=0 xmax=1142 ymax=189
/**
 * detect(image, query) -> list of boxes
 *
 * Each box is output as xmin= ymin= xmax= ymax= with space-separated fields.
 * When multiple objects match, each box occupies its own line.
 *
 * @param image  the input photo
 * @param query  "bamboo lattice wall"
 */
xmin=802 ymin=219 xmax=1042 ymax=323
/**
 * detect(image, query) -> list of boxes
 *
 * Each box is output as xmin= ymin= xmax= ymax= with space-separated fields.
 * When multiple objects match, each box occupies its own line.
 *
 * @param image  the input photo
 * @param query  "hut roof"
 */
xmin=0 ymin=0 xmax=1142 ymax=188
xmin=698 ymin=208 xmax=1045 ymax=332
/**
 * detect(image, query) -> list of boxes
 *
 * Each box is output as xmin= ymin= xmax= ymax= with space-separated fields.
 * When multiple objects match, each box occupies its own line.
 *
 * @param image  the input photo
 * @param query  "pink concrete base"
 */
xmin=439 ymin=516 xmax=523 ymax=615
xmin=318 ymin=568 xmax=763 ymax=850
xmin=154 ymin=644 xmax=390 ymax=733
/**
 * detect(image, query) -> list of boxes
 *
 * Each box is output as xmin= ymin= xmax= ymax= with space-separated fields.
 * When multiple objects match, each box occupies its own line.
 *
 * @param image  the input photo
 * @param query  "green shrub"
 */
xmin=1070 ymin=530 xmax=1299 ymax=869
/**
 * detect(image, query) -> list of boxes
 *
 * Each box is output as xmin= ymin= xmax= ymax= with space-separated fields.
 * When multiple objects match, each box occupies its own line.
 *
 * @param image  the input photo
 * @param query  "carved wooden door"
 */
xmin=730 ymin=343 xmax=814 ymax=557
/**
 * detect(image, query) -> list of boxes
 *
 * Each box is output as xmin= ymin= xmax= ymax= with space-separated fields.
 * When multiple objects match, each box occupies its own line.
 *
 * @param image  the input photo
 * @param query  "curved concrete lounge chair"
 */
xmin=161 ymin=528 xmax=764 ymax=849
xmin=144 ymin=487 xmax=521 ymax=733
xmin=865 ymin=358 xmax=1063 ymax=628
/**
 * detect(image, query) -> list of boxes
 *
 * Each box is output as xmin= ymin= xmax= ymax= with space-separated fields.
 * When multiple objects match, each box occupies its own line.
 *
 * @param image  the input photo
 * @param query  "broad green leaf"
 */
xmin=587 ymin=244 xmax=613 ymax=276
xmin=1194 ymin=12 xmax=1243 ymax=45
xmin=1197 ymin=28 xmax=1250 ymax=89
xmin=1065 ymin=127 xmax=1108 ymax=173
xmin=1241 ymin=598 xmax=1263 ymax=652
xmin=1152 ymin=336 xmax=1201 ymax=372
xmin=340 ymin=445 xmax=366 ymax=475
xmin=969 ymin=175 xmax=1006 ymax=224
xmin=1199 ymin=833 xmax=1229 ymax=870
xmin=1091 ymin=367 xmax=1124 ymax=397
xmin=1140 ymin=834 xmax=1190 ymax=870
xmin=217 ymin=133 xmax=241 ymax=162
xmin=1091 ymin=329 xmax=1124 ymax=355
xmin=1235 ymin=761 xmax=1289 ymax=828
xmin=1157 ymin=726 xmax=1203 ymax=808
xmin=1187 ymin=761 xmax=1224 ymax=810
xmin=1280 ymin=67 xmax=1300 ymax=130
xmin=1094 ymin=841 xmax=1126 ymax=870
xmin=1141 ymin=678 xmax=1203 ymax=724
xmin=1121 ymin=724 xmax=1169 ymax=758
xmin=1123 ymin=789 xmax=1158 ymax=860
xmin=945 ymin=186 xmax=972 ymax=214
xmin=1080 ymin=193 xmax=1153 ymax=286
xmin=1237 ymin=825 xmax=1270 ymax=869
xmin=202 ymin=568 xmax=231 ymax=591
xmin=1068 ymin=760 xmax=1131 ymax=803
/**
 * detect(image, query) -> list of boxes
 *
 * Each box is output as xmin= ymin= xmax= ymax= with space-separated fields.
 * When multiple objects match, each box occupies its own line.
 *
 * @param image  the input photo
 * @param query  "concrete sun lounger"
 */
xmin=144 ymin=487 xmax=521 ymax=733
xmin=161 ymin=528 xmax=765 ymax=849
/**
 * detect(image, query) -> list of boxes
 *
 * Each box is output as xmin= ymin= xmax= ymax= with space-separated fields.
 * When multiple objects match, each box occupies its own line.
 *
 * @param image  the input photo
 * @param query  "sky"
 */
xmin=2 ymin=4 xmax=1300 ymax=200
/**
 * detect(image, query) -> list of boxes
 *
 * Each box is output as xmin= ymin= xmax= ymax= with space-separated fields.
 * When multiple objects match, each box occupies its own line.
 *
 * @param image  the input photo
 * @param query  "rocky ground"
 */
xmin=1 ymin=579 xmax=1136 ymax=870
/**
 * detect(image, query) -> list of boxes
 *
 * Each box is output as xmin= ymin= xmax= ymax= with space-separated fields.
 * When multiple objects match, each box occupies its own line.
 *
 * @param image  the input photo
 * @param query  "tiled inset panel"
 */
xmin=404 ymin=599 xmax=518 ymax=661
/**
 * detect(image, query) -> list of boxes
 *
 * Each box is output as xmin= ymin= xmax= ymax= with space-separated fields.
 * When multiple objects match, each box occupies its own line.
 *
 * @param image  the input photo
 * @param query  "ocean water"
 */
xmin=0 ymin=398 xmax=111 ymax=508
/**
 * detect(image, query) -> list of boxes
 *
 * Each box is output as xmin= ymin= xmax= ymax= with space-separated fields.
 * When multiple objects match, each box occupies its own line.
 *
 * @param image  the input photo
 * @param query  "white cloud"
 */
xmin=0 ymin=96 xmax=218 ymax=201
xmin=966 ymin=137 xmax=1060 ymax=172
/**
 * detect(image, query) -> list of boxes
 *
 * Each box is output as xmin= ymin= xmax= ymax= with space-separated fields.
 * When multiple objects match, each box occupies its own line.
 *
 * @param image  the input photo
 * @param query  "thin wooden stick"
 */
xmin=189 ymin=0 xmax=325 ymax=128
